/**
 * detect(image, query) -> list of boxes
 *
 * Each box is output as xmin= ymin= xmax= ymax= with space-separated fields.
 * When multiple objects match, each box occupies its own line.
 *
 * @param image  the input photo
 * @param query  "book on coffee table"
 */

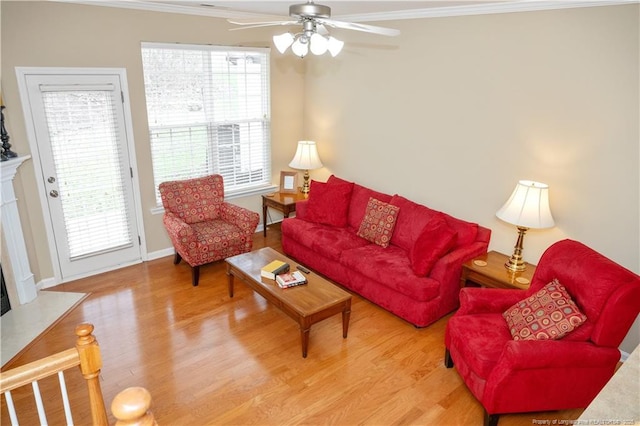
xmin=261 ymin=260 xmax=290 ymax=279
xmin=276 ymin=271 xmax=308 ymax=288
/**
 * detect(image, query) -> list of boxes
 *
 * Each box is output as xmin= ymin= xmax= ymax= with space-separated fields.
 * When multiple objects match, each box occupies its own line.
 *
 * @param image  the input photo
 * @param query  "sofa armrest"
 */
xmin=295 ymin=199 xmax=309 ymax=220
xmin=220 ymin=202 xmax=260 ymax=235
xmin=456 ymin=287 xmax=525 ymax=315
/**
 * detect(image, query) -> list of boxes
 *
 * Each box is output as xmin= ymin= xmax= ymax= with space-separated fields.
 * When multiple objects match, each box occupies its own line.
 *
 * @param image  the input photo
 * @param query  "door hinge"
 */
xmin=138 ymin=236 xmax=141 ymax=245
xmin=130 ymin=167 xmax=133 ymax=178
xmin=121 ymin=91 xmax=125 ymax=103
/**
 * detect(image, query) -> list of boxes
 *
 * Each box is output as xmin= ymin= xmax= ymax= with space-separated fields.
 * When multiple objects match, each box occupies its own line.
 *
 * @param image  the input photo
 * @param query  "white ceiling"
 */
xmin=59 ymin=0 xmax=635 ymax=22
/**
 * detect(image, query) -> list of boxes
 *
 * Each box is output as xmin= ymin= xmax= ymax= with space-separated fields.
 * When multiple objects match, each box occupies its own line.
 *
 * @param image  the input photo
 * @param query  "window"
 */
xmin=141 ymin=42 xmax=271 ymax=206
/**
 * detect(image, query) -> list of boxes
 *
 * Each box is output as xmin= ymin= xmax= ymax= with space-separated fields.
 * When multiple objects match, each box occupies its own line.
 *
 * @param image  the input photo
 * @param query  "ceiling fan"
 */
xmin=227 ymin=1 xmax=400 ymax=58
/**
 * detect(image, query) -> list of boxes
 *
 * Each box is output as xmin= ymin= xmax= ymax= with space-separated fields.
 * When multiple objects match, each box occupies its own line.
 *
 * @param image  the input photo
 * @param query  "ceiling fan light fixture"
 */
xmin=273 ymin=32 xmax=295 ymax=54
xmin=229 ymin=2 xmax=399 ymax=59
xmin=291 ymin=37 xmax=309 ymax=58
xmin=309 ymin=33 xmax=329 ymax=55
xmin=327 ymin=36 xmax=344 ymax=57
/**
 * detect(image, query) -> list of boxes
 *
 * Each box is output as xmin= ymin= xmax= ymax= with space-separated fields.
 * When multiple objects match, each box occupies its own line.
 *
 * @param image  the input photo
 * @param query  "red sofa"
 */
xmin=445 ymin=239 xmax=640 ymax=426
xmin=281 ymin=175 xmax=491 ymax=327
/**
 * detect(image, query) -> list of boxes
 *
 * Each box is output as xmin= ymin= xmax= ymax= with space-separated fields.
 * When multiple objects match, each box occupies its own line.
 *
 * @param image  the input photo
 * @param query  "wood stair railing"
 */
xmin=0 ymin=323 xmax=156 ymax=425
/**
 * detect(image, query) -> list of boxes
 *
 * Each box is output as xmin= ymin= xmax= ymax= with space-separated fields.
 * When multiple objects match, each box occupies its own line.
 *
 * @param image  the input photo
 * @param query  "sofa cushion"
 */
xmin=410 ymin=214 xmax=458 ymax=276
xmin=503 ymin=279 xmax=587 ymax=341
xmin=341 ymin=244 xmax=440 ymax=301
xmin=328 ymin=174 xmax=353 ymax=186
xmin=389 ymin=195 xmax=440 ymax=252
xmin=356 ymin=197 xmax=400 ymax=248
xmin=281 ymin=217 xmax=369 ymax=261
xmin=304 ymin=180 xmax=353 ymax=227
xmin=442 ymin=214 xmax=479 ymax=248
xmin=347 ymin=184 xmax=393 ymax=230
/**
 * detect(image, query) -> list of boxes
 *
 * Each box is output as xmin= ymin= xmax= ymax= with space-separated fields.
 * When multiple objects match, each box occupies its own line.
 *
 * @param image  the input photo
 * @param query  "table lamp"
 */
xmin=496 ymin=180 xmax=555 ymax=272
xmin=288 ymin=141 xmax=323 ymax=194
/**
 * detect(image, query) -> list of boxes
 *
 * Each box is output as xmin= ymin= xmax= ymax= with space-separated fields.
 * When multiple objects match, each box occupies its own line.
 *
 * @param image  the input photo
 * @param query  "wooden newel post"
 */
xmin=75 ymin=323 xmax=108 ymax=426
xmin=111 ymin=387 xmax=157 ymax=426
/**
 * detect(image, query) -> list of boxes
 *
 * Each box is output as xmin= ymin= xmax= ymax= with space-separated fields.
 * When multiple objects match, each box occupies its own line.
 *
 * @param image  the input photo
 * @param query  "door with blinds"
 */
xmin=19 ymin=72 xmax=141 ymax=280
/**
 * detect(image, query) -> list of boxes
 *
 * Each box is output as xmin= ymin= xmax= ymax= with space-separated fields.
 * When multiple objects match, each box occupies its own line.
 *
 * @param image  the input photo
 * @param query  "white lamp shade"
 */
xmin=327 ymin=36 xmax=344 ymax=57
xmin=291 ymin=38 xmax=309 ymax=58
xmin=273 ymin=33 xmax=294 ymax=54
xmin=289 ymin=141 xmax=323 ymax=170
xmin=496 ymin=180 xmax=555 ymax=229
xmin=310 ymin=33 xmax=329 ymax=55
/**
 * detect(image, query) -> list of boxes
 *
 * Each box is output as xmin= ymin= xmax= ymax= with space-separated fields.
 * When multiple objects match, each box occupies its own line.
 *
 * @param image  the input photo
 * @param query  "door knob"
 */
xmin=49 ymin=190 xmax=59 ymax=198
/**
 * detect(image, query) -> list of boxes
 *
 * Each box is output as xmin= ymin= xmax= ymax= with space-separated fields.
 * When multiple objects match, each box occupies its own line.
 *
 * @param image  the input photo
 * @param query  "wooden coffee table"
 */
xmin=225 ymin=247 xmax=352 ymax=358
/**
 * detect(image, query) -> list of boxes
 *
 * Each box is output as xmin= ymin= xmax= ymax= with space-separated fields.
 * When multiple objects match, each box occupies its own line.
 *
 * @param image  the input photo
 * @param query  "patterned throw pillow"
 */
xmin=356 ymin=197 xmax=400 ymax=248
xmin=503 ymin=279 xmax=587 ymax=341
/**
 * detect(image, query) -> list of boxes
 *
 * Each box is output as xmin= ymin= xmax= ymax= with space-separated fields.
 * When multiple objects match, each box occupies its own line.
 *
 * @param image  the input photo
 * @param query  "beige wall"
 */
xmin=0 ymin=1 xmax=305 ymax=279
xmin=303 ymin=4 xmax=639 ymax=352
xmin=2 ymin=2 xmax=638 ymax=350
xmin=306 ymin=4 xmax=639 ymax=271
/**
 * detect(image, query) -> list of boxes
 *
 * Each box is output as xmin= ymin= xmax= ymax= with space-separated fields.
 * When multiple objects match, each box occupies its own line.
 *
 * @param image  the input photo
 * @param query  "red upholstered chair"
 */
xmin=159 ymin=175 xmax=259 ymax=286
xmin=445 ymin=239 xmax=640 ymax=426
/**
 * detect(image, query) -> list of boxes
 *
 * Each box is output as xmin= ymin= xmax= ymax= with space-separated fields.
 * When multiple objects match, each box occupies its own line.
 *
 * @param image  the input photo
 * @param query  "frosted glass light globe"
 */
xmin=310 ymin=33 xmax=329 ymax=55
xmin=273 ymin=33 xmax=294 ymax=54
xmin=291 ymin=37 xmax=309 ymax=58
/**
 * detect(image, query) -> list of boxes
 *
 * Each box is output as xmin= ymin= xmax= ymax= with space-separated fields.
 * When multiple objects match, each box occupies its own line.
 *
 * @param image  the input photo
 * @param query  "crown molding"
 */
xmin=338 ymin=0 xmax=638 ymax=23
xmin=51 ymin=0 xmax=639 ymax=22
xmin=50 ymin=0 xmax=289 ymax=20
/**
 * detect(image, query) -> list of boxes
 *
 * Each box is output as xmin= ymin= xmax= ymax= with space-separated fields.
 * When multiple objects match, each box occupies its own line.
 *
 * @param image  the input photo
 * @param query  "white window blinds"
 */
xmin=141 ymin=43 xmax=271 ymax=205
xmin=40 ymin=87 xmax=133 ymax=259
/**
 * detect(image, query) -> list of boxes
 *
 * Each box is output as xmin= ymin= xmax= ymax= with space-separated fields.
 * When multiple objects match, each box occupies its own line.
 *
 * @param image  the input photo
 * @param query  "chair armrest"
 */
xmin=498 ymin=340 xmax=620 ymax=370
xmin=483 ymin=340 xmax=621 ymax=412
xmin=163 ymin=212 xmax=194 ymax=240
xmin=220 ymin=202 xmax=259 ymax=235
xmin=456 ymin=287 xmax=525 ymax=315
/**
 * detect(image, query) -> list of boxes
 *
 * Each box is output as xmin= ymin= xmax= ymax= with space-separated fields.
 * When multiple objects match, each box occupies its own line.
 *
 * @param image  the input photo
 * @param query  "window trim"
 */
xmin=141 ymin=42 xmax=272 ymax=208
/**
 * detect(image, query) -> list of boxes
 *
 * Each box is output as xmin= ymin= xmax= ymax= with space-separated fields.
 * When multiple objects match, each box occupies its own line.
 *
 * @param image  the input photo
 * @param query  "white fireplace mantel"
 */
xmin=1 ymin=155 xmax=37 ymax=305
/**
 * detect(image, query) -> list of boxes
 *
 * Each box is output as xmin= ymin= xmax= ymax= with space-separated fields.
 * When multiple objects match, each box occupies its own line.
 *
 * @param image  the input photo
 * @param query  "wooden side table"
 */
xmin=262 ymin=191 xmax=307 ymax=236
xmin=460 ymin=250 xmax=536 ymax=290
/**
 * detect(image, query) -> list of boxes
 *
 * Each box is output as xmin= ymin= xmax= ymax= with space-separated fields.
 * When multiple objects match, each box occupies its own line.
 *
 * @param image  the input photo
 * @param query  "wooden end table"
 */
xmin=225 ymin=247 xmax=352 ymax=358
xmin=460 ymin=250 xmax=536 ymax=290
xmin=262 ymin=191 xmax=307 ymax=236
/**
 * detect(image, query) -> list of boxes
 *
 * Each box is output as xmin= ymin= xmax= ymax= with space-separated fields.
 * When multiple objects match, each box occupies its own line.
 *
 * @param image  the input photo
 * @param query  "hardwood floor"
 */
xmin=1 ymin=223 xmax=583 ymax=425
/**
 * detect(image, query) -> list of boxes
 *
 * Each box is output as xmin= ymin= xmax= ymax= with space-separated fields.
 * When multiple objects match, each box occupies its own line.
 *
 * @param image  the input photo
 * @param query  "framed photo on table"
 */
xmin=280 ymin=171 xmax=298 ymax=193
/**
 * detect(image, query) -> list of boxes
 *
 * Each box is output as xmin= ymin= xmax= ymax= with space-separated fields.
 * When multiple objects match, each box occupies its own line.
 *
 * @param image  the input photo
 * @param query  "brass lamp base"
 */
xmin=505 ymin=226 xmax=529 ymax=272
xmin=301 ymin=169 xmax=311 ymax=194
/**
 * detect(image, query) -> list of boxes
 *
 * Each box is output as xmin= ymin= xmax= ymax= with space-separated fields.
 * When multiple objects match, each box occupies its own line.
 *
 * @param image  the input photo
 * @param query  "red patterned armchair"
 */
xmin=159 ymin=175 xmax=259 ymax=286
xmin=445 ymin=239 xmax=640 ymax=426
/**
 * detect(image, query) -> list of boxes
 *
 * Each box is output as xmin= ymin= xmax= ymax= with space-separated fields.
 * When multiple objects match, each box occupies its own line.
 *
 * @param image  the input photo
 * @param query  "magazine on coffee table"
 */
xmin=276 ymin=271 xmax=308 ymax=288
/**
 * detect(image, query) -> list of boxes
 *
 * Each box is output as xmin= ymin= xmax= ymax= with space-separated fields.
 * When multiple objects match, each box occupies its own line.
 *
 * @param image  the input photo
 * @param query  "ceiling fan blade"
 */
xmin=227 ymin=18 xmax=297 ymax=26
xmin=228 ymin=20 xmax=299 ymax=31
xmin=316 ymin=18 xmax=400 ymax=37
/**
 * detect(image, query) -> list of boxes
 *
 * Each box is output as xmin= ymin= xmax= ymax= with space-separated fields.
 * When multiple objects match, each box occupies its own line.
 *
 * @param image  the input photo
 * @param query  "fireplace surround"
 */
xmin=1 ymin=155 xmax=37 ymax=308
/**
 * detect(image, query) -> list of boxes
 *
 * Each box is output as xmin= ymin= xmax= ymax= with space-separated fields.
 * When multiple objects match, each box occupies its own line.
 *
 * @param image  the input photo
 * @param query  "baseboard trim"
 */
xmin=620 ymin=349 xmax=630 ymax=362
xmin=37 ymin=277 xmax=60 ymax=290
